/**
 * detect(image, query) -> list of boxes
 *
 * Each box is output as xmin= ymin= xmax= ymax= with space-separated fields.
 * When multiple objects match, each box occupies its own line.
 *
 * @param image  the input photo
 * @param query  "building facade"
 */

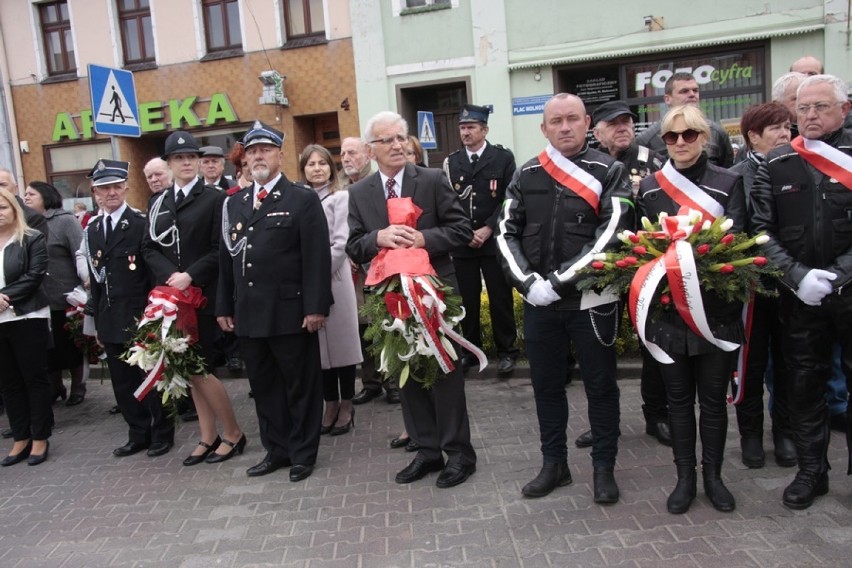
xmin=0 ymin=0 xmax=359 ymax=210
xmin=351 ymin=0 xmax=851 ymax=163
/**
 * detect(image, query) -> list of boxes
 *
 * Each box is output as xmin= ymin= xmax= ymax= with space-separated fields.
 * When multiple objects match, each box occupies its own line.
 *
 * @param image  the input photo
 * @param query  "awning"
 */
xmin=508 ymin=7 xmax=825 ymax=70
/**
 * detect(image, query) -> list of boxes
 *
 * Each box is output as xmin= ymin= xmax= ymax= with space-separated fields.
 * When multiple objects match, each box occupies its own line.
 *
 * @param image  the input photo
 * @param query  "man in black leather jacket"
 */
xmin=750 ymin=74 xmax=852 ymax=510
xmin=496 ymin=93 xmax=633 ymax=503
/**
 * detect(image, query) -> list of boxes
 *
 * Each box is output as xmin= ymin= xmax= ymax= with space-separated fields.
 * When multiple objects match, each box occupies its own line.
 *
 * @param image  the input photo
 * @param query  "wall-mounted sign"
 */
xmin=512 ymin=95 xmax=552 ymax=116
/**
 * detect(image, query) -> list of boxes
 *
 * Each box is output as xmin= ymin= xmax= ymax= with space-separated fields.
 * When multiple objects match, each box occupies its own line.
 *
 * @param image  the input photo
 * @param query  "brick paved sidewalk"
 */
xmin=0 ymin=374 xmax=849 ymax=568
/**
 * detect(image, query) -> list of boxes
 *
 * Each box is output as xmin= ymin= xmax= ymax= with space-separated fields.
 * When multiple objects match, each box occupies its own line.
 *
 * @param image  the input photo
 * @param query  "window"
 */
xmin=44 ymin=141 xmax=111 ymax=211
xmin=284 ymin=0 xmax=325 ymax=38
xmin=117 ymin=0 xmax=154 ymax=65
xmin=406 ymin=0 xmax=450 ymax=7
xmin=202 ymin=0 xmax=242 ymax=52
xmin=39 ymin=1 xmax=76 ymax=76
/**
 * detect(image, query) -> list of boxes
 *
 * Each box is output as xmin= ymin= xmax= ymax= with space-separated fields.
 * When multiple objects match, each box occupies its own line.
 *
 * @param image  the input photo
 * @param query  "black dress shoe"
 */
xmin=436 ymin=463 xmax=476 ymax=488
xmin=522 ymin=463 xmax=572 ymax=498
xmin=227 ymin=357 xmax=243 ymax=372
xmin=27 ymin=440 xmax=49 ymax=466
xmin=289 ymin=464 xmax=314 ymax=482
xmin=108 ymin=405 xmax=121 ymax=415
xmin=395 ymin=456 xmax=445 ymax=484
xmin=65 ymin=394 xmax=85 ymax=407
xmin=390 ymin=436 xmax=410 ymax=449
xmin=405 ymin=440 xmax=419 ymax=453
xmin=246 ymin=457 xmax=291 ymax=477
xmin=773 ymin=432 xmax=797 ymax=467
xmin=183 ymin=437 xmax=221 ymax=466
xmin=1 ymin=441 xmax=31 ymax=467
xmin=496 ymin=356 xmax=515 ymax=375
xmin=205 ymin=434 xmax=247 ymax=463
xmin=352 ymin=388 xmax=382 ymax=405
xmin=113 ymin=441 xmax=149 ymax=457
xmin=646 ymin=420 xmax=672 ymax=446
xmin=1 ymin=428 xmax=12 ymax=439
xmin=460 ymin=354 xmax=477 ymax=373
xmin=740 ymin=437 xmax=765 ymax=468
xmin=147 ymin=441 xmax=173 ymax=457
xmin=593 ymin=468 xmax=619 ymax=504
xmin=385 ymin=389 xmax=400 ymax=404
xmin=782 ymin=470 xmax=829 ymax=510
xmin=575 ymin=430 xmax=593 ymax=448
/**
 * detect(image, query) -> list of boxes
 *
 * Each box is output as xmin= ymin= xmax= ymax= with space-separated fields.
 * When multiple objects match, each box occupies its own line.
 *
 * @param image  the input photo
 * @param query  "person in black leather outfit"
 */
xmin=730 ymin=102 xmax=797 ymax=470
xmin=637 ymin=105 xmax=746 ymax=514
xmin=750 ymin=74 xmax=852 ymax=510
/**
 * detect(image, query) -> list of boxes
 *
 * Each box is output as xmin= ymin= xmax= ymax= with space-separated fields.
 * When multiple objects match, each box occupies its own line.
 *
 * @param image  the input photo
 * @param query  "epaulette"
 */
xmin=448 ymin=149 xmax=461 ymax=157
xmin=130 ymin=207 xmax=145 ymax=217
xmin=225 ymin=185 xmax=244 ymax=196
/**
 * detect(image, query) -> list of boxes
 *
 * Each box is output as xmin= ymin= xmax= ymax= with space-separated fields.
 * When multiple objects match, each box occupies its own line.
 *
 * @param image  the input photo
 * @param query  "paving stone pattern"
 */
xmin=0 ymin=372 xmax=849 ymax=568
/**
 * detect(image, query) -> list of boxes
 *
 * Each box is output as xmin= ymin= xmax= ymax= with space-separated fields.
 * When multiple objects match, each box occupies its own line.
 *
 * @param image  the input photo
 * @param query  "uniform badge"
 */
xmin=97 ymin=250 xmax=103 ymax=258
xmin=236 ymin=222 xmax=243 ymax=231
xmin=231 ymin=233 xmax=237 ymax=241
xmin=97 ymin=160 xmax=106 ymax=171
xmin=177 ymin=137 xmax=185 ymax=144
xmin=454 ymin=183 xmax=460 ymax=190
xmin=92 ymin=259 xmax=99 ymax=268
xmin=490 ymin=179 xmax=497 ymax=198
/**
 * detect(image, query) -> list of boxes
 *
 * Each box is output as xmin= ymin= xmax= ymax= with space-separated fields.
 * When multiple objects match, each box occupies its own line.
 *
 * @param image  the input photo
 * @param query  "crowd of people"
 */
xmin=0 ymin=55 xmax=848 ymax=516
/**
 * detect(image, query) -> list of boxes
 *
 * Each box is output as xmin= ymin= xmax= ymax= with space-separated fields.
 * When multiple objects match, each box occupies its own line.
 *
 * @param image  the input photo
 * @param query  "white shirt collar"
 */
xmin=253 ymin=173 xmax=282 ymax=200
xmin=379 ymin=169 xmax=405 ymax=198
xmin=175 ymin=177 xmax=198 ymax=199
xmin=104 ymin=202 xmax=128 ymax=236
xmin=466 ymin=141 xmax=486 ymax=161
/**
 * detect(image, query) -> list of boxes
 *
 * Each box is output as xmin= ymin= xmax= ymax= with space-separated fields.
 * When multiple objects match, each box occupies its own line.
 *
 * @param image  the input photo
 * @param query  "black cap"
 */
xmin=592 ymin=101 xmax=637 ymax=125
xmin=162 ymin=131 xmax=201 ymax=160
xmin=199 ymin=145 xmax=224 ymax=158
xmin=242 ymin=120 xmax=284 ymax=148
xmin=458 ymin=104 xmax=490 ymax=124
xmin=88 ymin=159 xmax=129 ymax=187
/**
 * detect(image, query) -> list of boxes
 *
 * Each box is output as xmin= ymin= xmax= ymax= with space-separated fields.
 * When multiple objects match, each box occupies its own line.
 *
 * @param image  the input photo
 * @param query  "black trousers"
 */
xmin=322 ymin=365 xmax=356 ymax=401
xmin=399 ymin=351 xmax=476 ymax=467
xmin=524 ymin=302 xmax=620 ymax=468
xmin=104 ymin=343 xmax=174 ymax=445
xmin=778 ymin=290 xmax=852 ymax=476
xmin=240 ymin=332 xmax=323 ymax=465
xmin=453 ymin=255 xmax=518 ymax=358
xmin=0 ymin=318 xmax=53 ymax=441
xmin=639 ymin=346 xmax=668 ymax=424
xmin=358 ymin=323 xmax=396 ymax=393
xmin=659 ymin=350 xmax=736 ymax=468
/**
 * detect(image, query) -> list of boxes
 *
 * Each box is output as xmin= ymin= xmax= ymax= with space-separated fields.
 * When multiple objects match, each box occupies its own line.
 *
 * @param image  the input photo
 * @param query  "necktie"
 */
xmin=255 ymin=187 xmax=268 ymax=209
xmin=471 ymin=153 xmax=479 ymax=165
xmin=386 ymin=178 xmax=398 ymax=199
xmin=105 ymin=215 xmax=113 ymax=244
xmin=175 ymin=188 xmax=185 ymax=206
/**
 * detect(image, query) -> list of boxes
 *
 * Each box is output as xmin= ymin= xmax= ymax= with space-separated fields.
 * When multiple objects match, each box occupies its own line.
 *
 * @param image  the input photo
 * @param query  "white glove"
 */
xmin=796 ymin=269 xmax=837 ymax=306
xmin=526 ymin=279 xmax=561 ymax=307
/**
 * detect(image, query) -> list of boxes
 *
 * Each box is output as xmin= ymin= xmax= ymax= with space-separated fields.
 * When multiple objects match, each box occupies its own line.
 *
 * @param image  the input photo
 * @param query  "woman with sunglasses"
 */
xmin=636 ymin=105 xmax=746 ymax=514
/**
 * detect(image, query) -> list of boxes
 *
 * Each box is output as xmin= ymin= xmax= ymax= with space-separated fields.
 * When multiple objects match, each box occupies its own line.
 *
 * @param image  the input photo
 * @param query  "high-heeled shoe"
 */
xmin=1 ymin=441 xmax=32 ymax=466
xmin=183 ymin=436 xmax=221 ymax=466
xmin=28 ymin=440 xmax=49 ymax=466
xmin=321 ymin=405 xmax=340 ymax=435
xmin=205 ymin=434 xmax=247 ymax=463
xmin=330 ymin=408 xmax=355 ymax=436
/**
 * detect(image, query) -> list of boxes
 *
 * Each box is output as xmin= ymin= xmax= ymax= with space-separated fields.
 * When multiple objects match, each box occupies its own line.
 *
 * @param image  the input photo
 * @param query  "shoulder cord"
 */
xmin=147 ymin=190 xmax=181 ymax=265
xmin=221 ymin=196 xmax=247 ymax=276
xmin=82 ymin=228 xmax=106 ymax=285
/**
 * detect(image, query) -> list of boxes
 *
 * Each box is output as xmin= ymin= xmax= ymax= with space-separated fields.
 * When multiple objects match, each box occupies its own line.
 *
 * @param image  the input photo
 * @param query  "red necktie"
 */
xmin=386 ymin=178 xmax=398 ymax=199
xmin=255 ymin=188 xmax=268 ymax=209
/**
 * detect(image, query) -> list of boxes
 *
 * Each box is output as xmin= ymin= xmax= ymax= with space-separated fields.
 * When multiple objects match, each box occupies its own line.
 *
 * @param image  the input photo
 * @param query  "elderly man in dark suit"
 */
xmin=346 ymin=111 xmax=477 ymax=488
xmin=84 ymin=159 xmax=173 ymax=457
xmin=217 ymin=122 xmax=332 ymax=481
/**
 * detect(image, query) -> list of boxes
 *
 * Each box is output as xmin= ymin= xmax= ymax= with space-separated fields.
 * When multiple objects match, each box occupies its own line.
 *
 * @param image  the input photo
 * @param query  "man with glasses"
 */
xmin=751 ymin=74 xmax=852 ymax=510
xmin=636 ymin=72 xmax=734 ymax=167
xmin=346 ymin=111 xmax=477 ymax=488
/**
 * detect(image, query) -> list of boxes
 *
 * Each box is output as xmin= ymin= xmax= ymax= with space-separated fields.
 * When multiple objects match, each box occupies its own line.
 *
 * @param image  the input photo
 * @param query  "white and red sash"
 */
xmin=654 ymin=161 xmax=724 ymax=223
xmin=538 ymin=144 xmax=602 ymax=213
xmin=790 ymin=137 xmax=852 ymax=188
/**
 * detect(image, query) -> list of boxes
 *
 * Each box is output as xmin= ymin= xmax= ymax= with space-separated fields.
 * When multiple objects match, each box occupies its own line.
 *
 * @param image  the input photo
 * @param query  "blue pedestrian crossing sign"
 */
xmin=417 ymin=111 xmax=437 ymax=150
xmin=88 ymin=64 xmax=141 ymax=137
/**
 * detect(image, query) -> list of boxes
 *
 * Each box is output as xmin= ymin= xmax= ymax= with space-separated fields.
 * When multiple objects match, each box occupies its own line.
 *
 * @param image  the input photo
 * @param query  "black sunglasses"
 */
xmin=661 ymin=129 xmax=700 ymax=145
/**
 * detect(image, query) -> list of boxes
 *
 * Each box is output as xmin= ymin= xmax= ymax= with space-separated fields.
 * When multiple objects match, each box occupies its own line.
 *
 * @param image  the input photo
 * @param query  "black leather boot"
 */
xmin=772 ymin=430 xmax=797 ymax=467
xmin=846 ymin=411 xmax=852 ymax=475
xmin=740 ymin=437 xmax=765 ymax=469
xmin=521 ymin=463 xmax=572 ymax=498
xmin=783 ymin=470 xmax=829 ymax=509
xmin=592 ymin=467 xmax=619 ymax=504
xmin=702 ymin=464 xmax=735 ymax=512
xmin=666 ymin=466 xmax=697 ymax=514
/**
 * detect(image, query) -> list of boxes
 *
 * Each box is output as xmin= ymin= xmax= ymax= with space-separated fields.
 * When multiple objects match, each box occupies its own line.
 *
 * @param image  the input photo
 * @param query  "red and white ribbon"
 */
xmin=538 ymin=144 xmax=603 ymax=213
xmin=728 ymin=297 xmax=755 ymax=405
xmin=655 ymin=162 xmax=725 ymax=223
xmin=790 ymin=137 xmax=852 ymax=188
xmin=133 ymin=289 xmax=179 ymax=401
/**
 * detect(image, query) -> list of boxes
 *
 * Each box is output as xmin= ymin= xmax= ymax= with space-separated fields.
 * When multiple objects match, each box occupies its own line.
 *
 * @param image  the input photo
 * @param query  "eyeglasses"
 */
xmin=796 ymin=102 xmax=841 ymax=115
xmin=370 ymin=134 xmax=407 ymax=146
xmin=661 ymin=129 xmax=701 ymax=145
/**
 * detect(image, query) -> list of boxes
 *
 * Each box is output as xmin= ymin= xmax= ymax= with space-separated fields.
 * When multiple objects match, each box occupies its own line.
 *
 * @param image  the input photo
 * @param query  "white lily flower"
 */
xmin=720 ymin=218 xmax=734 ymax=232
xmin=440 ymin=335 xmax=457 ymax=360
xmin=755 ymin=234 xmax=770 ymax=245
xmin=593 ymin=253 xmax=608 ymax=261
xmin=641 ymin=217 xmax=655 ymax=231
xmin=702 ymin=220 xmax=712 ymax=231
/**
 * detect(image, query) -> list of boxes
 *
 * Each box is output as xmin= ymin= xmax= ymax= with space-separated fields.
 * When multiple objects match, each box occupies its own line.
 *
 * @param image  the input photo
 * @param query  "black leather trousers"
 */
xmin=659 ymin=351 xmax=737 ymax=468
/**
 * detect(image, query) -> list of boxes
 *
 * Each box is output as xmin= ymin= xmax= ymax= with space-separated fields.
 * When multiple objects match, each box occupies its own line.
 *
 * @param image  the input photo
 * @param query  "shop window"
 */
xmin=44 ymin=142 xmax=111 ymax=211
xmin=118 ymin=0 xmax=155 ymax=66
xmin=202 ymin=0 xmax=242 ymax=53
xmin=284 ymin=0 xmax=325 ymax=39
xmin=39 ymin=1 xmax=76 ymax=77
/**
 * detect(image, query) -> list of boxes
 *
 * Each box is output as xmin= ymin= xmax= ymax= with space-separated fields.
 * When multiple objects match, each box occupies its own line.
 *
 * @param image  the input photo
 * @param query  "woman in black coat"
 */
xmin=636 ymin=105 xmax=746 ymax=514
xmin=0 ymin=187 xmax=53 ymax=466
